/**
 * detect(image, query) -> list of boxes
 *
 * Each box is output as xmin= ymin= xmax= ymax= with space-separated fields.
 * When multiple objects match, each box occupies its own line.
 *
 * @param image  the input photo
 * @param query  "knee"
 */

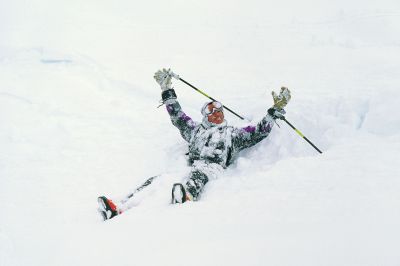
xmin=190 ymin=170 xmax=209 ymax=184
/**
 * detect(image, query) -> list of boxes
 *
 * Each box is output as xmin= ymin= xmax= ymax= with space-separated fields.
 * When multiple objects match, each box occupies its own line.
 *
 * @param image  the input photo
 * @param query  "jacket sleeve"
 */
xmin=165 ymin=100 xmax=198 ymax=142
xmin=231 ymin=114 xmax=275 ymax=152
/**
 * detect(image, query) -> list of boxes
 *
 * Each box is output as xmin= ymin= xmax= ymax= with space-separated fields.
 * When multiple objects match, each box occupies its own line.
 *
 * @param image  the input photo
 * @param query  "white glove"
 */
xmin=154 ymin=68 xmax=179 ymax=91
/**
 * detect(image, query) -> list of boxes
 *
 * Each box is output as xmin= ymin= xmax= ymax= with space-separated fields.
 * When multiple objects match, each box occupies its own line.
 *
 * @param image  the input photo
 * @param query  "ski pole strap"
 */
xmin=178 ymin=78 xmax=245 ymax=120
xmin=282 ymin=118 xmax=323 ymax=154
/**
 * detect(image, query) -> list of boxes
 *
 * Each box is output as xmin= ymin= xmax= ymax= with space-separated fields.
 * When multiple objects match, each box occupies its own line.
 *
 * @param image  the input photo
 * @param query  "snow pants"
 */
xmin=185 ymin=160 xmax=224 ymax=200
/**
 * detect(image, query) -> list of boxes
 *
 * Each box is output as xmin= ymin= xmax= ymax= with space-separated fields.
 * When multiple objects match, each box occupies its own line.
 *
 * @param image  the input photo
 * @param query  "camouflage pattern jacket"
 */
xmin=166 ymin=100 xmax=275 ymax=168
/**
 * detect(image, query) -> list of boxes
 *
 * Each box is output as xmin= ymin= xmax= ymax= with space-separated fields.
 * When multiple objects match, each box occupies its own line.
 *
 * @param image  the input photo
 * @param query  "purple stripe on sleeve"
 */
xmin=179 ymin=112 xmax=196 ymax=129
xmin=179 ymin=112 xmax=192 ymax=122
xmin=242 ymin=126 xmax=256 ymax=133
xmin=166 ymin=104 xmax=174 ymax=114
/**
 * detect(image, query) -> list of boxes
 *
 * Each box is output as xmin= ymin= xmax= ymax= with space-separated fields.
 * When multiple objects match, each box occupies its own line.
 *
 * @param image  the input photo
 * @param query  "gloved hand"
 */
xmin=154 ymin=68 xmax=174 ymax=91
xmin=268 ymin=107 xmax=286 ymax=119
xmin=272 ymin=87 xmax=291 ymax=109
xmin=268 ymin=87 xmax=291 ymax=120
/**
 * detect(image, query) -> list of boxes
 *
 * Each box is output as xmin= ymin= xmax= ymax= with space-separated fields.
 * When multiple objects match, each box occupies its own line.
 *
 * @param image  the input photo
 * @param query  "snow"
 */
xmin=1 ymin=0 xmax=400 ymax=265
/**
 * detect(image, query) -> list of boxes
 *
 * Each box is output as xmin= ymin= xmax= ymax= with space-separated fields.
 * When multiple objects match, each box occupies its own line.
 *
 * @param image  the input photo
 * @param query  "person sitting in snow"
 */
xmin=154 ymin=69 xmax=291 ymax=204
xmin=97 ymin=69 xmax=291 ymax=220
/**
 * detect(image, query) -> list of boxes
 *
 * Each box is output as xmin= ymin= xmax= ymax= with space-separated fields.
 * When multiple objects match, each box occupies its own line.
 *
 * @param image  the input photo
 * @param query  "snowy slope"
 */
xmin=1 ymin=0 xmax=400 ymax=265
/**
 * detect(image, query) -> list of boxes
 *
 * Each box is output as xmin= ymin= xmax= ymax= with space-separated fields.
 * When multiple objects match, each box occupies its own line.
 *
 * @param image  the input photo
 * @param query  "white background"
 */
xmin=1 ymin=0 xmax=400 ymax=265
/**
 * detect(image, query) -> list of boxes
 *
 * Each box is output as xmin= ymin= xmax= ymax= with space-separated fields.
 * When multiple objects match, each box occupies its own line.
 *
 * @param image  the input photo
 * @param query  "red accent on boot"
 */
xmin=107 ymin=199 xmax=118 ymax=211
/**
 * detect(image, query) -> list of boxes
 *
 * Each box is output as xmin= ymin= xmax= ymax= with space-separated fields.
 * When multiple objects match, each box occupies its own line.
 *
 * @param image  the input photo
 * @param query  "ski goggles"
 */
xmin=204 ymin=101 xmax=223 ymax=115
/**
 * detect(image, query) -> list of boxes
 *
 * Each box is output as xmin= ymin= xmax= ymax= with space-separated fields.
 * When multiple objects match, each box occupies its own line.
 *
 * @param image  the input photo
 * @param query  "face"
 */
xmin=207 ymin=109 xmax=224 ymax=124
xmin=204 ymin=101 xmax=225 ymax=125
xmin=208 ymin=110 xmax=224 ymax=124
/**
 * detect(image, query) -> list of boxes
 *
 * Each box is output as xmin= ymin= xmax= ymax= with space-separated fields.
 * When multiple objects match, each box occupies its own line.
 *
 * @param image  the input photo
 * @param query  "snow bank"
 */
xmin=1 ymin=0 xmax=400 ymax=265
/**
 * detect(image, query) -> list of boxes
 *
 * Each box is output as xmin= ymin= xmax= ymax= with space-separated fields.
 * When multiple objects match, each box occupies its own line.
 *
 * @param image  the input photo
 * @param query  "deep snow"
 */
xmin=1 ymin=0 xmax=400 ymax=265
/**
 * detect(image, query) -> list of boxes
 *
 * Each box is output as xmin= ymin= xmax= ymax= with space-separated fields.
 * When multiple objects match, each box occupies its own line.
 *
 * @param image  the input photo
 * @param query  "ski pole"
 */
xmin=171 ymin=74 xmax=323 ymax=154
xmin=177 ymin=77 xmax=245 ymax=120
xmin=281 ymin=118 xmax=323 ymax=154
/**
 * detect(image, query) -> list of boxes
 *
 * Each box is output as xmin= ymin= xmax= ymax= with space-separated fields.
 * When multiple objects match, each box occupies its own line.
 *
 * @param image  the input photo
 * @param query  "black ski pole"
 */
xmin=281 ymin=117 xmax=323 ymax=154
xmin=172 ymin=74 xmax=323 ymax=154
xmin=178 ymin=77 xmax=245 ymax=120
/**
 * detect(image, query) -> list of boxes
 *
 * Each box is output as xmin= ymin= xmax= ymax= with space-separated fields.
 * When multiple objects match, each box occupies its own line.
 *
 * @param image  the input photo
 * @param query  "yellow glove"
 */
xmin=272 ymin=87 xmax=291 ymax=109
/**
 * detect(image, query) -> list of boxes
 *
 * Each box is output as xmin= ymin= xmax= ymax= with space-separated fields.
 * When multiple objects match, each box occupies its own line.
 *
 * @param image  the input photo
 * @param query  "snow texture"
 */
xmin=1 ymin=0 xmax=400 ymax=265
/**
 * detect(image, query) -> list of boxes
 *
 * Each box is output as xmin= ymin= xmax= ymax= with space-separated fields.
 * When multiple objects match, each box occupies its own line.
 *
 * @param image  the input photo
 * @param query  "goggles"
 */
xmin=204 ymin=101 xmax=223 ymax=115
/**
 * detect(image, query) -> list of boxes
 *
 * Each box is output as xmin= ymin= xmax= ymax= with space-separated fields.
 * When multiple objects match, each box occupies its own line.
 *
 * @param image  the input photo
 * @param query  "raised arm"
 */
xmin=232 ymin=87 xmax=291 ymax=152
xmin=231 ymin=115 xmax=275 ymax=151
xmin=154 ymin=68 xmax=198 ymax=142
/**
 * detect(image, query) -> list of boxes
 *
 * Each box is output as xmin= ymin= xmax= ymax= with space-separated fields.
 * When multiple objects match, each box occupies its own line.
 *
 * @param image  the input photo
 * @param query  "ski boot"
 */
xmin=98 ymin=196 xmax=120 ymax=220
xmin=171 ymin=183 xmax=192 ymax=204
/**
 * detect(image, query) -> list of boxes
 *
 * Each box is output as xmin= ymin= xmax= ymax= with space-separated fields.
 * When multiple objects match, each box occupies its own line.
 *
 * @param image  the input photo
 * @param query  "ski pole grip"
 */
xmin=170 ymin=71 xmax=180 ymax=80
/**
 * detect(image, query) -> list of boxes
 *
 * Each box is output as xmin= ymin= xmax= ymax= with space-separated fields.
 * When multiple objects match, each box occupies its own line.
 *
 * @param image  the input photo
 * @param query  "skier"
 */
xmin=98 ymin=69 xmax=291 ymax=220
xmin=155 ymin=69 xmax=291 ymax=203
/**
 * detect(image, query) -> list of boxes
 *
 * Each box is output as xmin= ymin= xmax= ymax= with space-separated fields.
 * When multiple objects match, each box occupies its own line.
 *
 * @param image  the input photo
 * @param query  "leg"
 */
xmin=185 ymin=170 xmax=209 ymax=201
xmin=186 ymin=161 xmax=224 ymax=200
xmin=171 ymin=161 xmax=224 ymax=203
xmin=98 ymin=175 xmax=162 ymax=220
xmin=171 ymin=170 xmax=209 ymax=203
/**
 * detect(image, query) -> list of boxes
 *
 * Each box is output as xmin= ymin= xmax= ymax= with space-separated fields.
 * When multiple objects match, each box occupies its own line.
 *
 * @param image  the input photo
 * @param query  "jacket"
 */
xmin=166 ymin=100 xmax=275 ymax=168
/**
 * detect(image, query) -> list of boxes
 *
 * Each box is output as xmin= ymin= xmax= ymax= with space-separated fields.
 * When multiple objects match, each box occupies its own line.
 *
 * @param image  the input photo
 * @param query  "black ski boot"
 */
xmin=171 ymin=183 xmax=192 ymax=204
xmin=98 ymin=196 xmax=119 ymax=220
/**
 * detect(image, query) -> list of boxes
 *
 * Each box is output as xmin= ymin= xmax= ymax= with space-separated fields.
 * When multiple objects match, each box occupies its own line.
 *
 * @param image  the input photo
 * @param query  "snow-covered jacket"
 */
xmin=166 ymin=100 xmax=275 ymax=168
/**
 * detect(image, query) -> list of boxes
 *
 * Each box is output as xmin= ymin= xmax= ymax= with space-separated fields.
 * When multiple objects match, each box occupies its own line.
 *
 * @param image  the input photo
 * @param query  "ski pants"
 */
xmin=185 ymin=160 xmax=224 ymax=200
